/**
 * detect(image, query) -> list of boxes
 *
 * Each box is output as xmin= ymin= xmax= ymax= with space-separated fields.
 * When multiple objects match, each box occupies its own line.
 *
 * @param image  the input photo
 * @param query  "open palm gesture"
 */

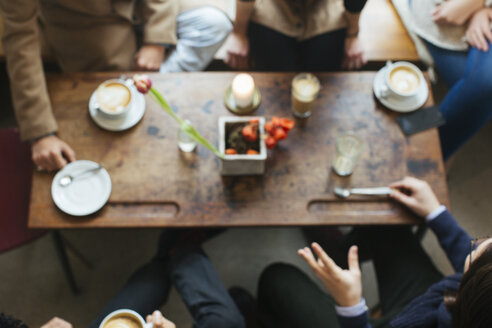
xmin=298 ymin=243 xmax=362 ymax=307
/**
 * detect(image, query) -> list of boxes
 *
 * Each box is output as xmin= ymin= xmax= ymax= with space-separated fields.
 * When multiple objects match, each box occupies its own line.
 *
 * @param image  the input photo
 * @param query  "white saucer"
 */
xmin=89 ymin=85 xmax=146 ymax=131
xmin=373 ymin=66 xmax=428 ymax=113
xmin=51 ymin=160 xmax=112 ymax=216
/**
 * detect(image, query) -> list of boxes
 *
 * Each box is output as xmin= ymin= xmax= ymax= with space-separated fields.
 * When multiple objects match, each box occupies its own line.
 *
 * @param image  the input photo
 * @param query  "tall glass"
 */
xmin=291 ymin=73 xmax=320 ymax=118
xmin=178 ymin=120 xmax=197 ymax=152
xmin=332 ymin=133 xmax=364 ymax=176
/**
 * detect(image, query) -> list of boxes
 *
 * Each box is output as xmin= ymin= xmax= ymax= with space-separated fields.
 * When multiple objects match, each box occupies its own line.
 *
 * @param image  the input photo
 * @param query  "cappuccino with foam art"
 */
xmin=103 ymin=316 xmax=141 ymax=328
xmin=388 ymin=66 xmax=420 ymax=94
xmin=97 ymin=80 xmax=132 ymax=116
xmin=99 ymin=310 xmax=147 ymax=328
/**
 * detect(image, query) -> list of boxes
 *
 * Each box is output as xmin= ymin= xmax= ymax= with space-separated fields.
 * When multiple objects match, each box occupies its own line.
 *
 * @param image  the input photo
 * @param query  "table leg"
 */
xmin=52 ymin=231 xmax=80 ymax=295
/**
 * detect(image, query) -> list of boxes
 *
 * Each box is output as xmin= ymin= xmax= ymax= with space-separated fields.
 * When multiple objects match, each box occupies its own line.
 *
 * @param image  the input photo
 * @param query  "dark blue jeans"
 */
xmin=90 ymin=246 xmax=245 ymax=328
xmin=257 ymin=227 xmax=443 ymax=328
xmin=424 ymin=41 xmax=492 ymax=160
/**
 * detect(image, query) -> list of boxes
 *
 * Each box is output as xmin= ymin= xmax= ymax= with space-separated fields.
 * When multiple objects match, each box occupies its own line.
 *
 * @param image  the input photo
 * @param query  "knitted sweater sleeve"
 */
xmin=428 ymin=210 xmax=472 ymax=273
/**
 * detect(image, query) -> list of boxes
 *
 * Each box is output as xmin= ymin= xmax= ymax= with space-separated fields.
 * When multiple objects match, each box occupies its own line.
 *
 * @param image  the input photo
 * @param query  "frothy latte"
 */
xmin=103 ymin=316 xmax=141 ymax=328
xmin=389 ymin=67 xmax=420 ymax=94
xmin=97 ymin=82 xmax=131 ymax=114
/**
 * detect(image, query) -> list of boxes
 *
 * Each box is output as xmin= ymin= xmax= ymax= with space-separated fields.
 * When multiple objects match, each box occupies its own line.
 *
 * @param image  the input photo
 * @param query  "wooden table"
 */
xmin=28 ymin=72 xmax=448 ymax=229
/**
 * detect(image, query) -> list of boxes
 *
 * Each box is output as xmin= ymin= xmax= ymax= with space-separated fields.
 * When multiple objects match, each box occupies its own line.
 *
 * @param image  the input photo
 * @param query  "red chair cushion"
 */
xmin=0 ymin=128 xmax=45 ymax=253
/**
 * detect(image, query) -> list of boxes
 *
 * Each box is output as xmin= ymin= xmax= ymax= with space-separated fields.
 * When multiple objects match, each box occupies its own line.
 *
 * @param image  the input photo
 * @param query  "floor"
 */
xmin=1 ymin=69 xmax=491 ymax=327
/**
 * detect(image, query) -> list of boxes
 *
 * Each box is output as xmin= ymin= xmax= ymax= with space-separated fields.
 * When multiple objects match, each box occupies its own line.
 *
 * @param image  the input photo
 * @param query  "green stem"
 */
xmin=149 ymin=87 xmax=224 ymax=159
xmin=149 ymin=88 xmax=183 ymax=125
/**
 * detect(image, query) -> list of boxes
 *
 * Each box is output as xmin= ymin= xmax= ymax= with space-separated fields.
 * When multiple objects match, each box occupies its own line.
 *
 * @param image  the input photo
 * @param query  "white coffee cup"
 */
xmin=96 ymin=79 xmax=133 ymax=119
xmin=99 ymin=309 xmax=153 ymax=328
xmin=380 ymin=61 xmax=424 ymax=101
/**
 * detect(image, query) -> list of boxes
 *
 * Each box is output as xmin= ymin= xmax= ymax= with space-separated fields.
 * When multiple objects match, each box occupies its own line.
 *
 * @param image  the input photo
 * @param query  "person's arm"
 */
xmin=465 ymin=7 xmax=492 ymax=51
xmin=427 ymin=210 xmax=472 ymax=273
xmin=222 ymin=0 xmax=255 ymax=69
xmin=0 ymin=0 xmax=56 ymax=141
xmin=389 ymin=177 xmax=472 ymax=273
xmin=342 ymin=0 xmax=367 ymax=70
xmin=135 ymin=0 xmax=179 ymax=71
xmin=432 ymin=0 xmax=485 ymax=25
xmin=0 ymin=0 xmax=76 ymax=171
xmin=299 ymin=244 xmax=371 ymax=328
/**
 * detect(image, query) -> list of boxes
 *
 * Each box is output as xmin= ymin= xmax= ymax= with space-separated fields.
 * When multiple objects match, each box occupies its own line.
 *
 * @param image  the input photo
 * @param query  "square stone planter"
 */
xmin=219 ymin=116 xmax=267 ymax=175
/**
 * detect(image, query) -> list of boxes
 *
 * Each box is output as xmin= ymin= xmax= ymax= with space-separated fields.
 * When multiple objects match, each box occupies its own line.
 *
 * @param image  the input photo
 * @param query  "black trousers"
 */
xmin=248 ymin=22 xmax=347 ymax=71
xmin=257 ymin=227 xmax=444 ymax=328
xmin=90 ymin=246 xmax=245 ymax=328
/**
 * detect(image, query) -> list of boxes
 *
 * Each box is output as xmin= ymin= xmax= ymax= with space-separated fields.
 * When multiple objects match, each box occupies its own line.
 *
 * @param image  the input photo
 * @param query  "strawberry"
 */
xmin=225 ymin=148 xmax=238 ymax=155
xmin=272 ymin=116 xmax=281 ymax=127
xmin=249 ymin=118 xmax=259 ymax=124
xmin=265 ymin=136 xmax=277 ymax=149
xmin=264 ymin=122 xmax=274 ymax=134
xmin=273 ymin=127 xmax=287 ymax=141
xmin=242 ymin=125 xmax=257 ymax=142
xmin=280 ymin=118 xmax=295 ymax=131
xmin=247 ymin=149 xmax=259 ymax=155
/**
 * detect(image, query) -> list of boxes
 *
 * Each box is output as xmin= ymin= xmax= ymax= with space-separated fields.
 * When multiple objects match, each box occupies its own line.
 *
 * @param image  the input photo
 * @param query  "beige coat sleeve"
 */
xmin=141 ymin=0 xmax=178 ymax=45
xmin=0 ymin=0 xmax=57 ymax=141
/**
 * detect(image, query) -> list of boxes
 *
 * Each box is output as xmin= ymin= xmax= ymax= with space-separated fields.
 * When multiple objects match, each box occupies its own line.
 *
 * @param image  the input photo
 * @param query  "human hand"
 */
xmin=134 ymin=44 xmax=165 ymax=71
xmin=389 ymin=176 xmax=441 ymax=217
xmin=41 ymin=317 xmax=72 ymax=328
xmin=146 ymin=310 xmax=176 ymax=328
xmin=342 ymin=36 xmax=366 ymax=70
xmin=298 ymin=243 xmax=362 ymax=307
xmin=223 ymin=32 xmax=250 ymax=70
xmin=466 ymin=8 xmax=492 ymax=51
xmin=432 ymin=0 xmax=482 ymax=25
xmin=32 ymin=135 xmax=76 ymax=171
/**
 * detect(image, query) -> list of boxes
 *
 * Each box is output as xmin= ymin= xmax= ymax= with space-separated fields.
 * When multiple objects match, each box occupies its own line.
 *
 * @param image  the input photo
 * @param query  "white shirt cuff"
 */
xmin=335 ymin=298 xmax=368 ymax=317
xmin=426 ymin=205 xmax=446 ymax=222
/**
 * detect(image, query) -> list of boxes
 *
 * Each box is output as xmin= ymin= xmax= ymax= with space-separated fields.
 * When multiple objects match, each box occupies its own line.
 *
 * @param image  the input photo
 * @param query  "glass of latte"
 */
xmin=291 ymin=73 xmax=320 ymax=118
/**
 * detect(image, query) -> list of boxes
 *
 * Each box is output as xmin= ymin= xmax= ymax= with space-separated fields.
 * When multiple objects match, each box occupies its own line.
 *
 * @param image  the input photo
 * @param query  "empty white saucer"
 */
xmin=89 ymin=84 xmax=146 ymax=131
xmin=51 ymin=160 xmax=112 ymax=216
xmin=373 ymin=66 xmax=429 ymax=113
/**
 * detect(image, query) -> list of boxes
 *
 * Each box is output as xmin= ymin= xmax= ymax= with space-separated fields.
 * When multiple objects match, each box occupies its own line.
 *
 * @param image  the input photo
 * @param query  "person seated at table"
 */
xmin=409 ymin=0 xmax=492 ymax=161
xmin=90 ymin=229 xmax=245 ymax=328
xmin=0 ymin=0 xmax=232 ymax=171
xmin=221 ymin=0 xmax=367 ymax=71
xmin=257 ymin=177 xmax=492 ymax=328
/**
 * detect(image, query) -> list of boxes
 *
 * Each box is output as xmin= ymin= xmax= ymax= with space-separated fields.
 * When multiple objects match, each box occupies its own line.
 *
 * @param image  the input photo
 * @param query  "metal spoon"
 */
xmin=59 ymin=165 xmax=103 ymax=187
xmin=334 ymin=186 xmax=392 ymax=198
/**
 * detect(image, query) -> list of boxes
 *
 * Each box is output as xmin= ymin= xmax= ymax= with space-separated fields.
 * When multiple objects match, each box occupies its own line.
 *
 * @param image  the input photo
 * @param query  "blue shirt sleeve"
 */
xmin=428 ymin=210 xmax=472 ymax=273
xmin=337 ymin=311 xmax=371 ymax=328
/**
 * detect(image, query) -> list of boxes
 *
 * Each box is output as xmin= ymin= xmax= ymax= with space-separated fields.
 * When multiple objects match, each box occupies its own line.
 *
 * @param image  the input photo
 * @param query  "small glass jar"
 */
xmin=332 ymin=132 xmax=364 ymax=176
xmin=178 ymin=120 xmax=197 ymax=152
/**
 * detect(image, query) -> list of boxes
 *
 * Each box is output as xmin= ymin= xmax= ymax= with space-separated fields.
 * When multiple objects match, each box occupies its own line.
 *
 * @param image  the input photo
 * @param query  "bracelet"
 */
xmin=30 ymin=132 xmax=56 ymax=143
xmin=346 ymin=31 xmax=359 ymax=38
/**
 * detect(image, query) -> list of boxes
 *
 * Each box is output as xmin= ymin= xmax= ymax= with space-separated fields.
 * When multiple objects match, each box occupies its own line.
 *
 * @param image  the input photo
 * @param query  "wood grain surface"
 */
xmin=359 ymin=0 xmax=419 ymax=62
xmin=28 ymin=72 xmax=448 ymax=229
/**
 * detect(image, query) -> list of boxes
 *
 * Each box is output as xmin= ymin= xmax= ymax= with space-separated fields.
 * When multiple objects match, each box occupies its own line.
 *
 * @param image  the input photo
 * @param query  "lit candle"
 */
xmin=232 ymin=73 xmax=255 ymax=108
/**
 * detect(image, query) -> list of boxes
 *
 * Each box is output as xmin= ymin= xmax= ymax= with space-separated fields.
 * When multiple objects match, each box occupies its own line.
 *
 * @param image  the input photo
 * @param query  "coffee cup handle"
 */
xmin=144 ymin=323 xmax=154 ymax=328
